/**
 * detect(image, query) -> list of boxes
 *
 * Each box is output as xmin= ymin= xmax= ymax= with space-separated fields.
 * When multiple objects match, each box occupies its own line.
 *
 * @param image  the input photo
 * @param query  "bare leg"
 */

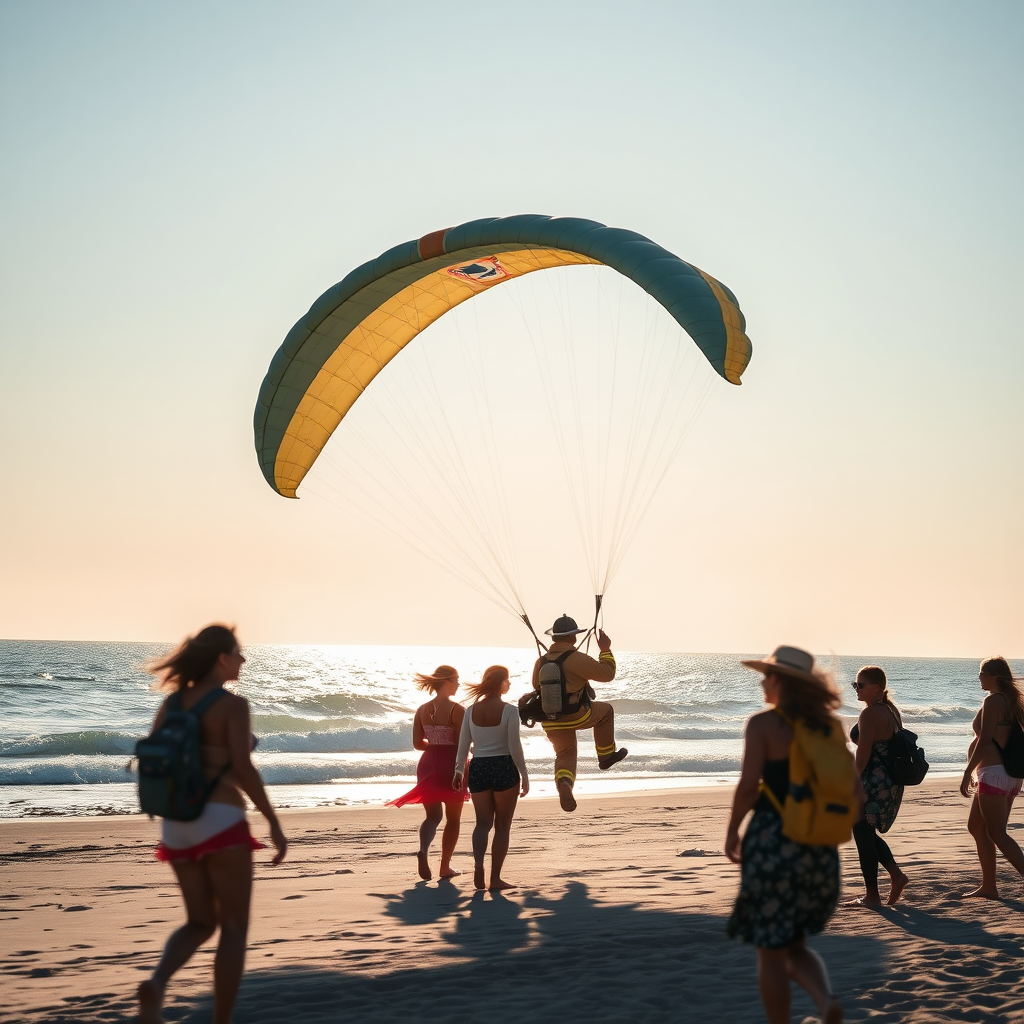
xmin=785 ymin=941 xmax=842 ymax=1022
xmin=981 ymin=792 xmax=1024 ymax=874
xmin=205 ymin=845 xmax=253 ymax=1024
xmin=964 ymin=794 xmax=1000 ymax=897
xmin=438 ymin=799 xmax=464 ymax=877
xmin=139 ymin=859 xmax=218 ymax=1023
xmin=756 ymin=947 xmax=791 ymax=1024
xmin=470 ymin=791 xmax=495 ymax=890
xmin=418 ymin=803 xmax=443 ymax=880
xmin=488 ymin=786 xmax=520 ymax=890
xmin=886 ymin=865 xmax=909 ymax=905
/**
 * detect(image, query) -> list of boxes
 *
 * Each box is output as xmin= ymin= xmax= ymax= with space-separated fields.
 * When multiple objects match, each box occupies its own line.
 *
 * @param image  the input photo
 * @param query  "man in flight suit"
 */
xmin=532 ymin=614 xmax=628 ymax=812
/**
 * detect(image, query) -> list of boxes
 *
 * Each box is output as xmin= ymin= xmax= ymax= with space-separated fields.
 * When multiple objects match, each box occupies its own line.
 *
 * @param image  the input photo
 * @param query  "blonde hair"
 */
xmin=775 ymin=669 xmax=842 ymax=731
xmin=462 ymin=665 xmax=509 ymax=703
xmin=981 ymin=657 xmax=1024 ymax=729
xmin=414 ymin=665 xmax=458 ymax=693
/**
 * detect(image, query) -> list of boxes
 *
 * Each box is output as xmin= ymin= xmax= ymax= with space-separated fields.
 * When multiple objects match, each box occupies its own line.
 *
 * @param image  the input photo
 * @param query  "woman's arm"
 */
xmin=225 ymin=698 xmax=287 ymax=865
xmin=453 ymin=706 xmax=473 ymax=790
xmin=854 ymin=708 xmax=876 ymax=775
xmin=412 ymin=707 xmax=427 ymax=751
xmin=725 ymin=716 xmax=767 ymax=864
xmin=506 ymin=705 xmax=529 ymax=796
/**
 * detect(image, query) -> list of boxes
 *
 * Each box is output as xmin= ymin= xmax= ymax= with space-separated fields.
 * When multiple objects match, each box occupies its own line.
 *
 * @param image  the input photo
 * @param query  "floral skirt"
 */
xmin=863 ymin=741 xmax=904 ymax=834
xmin=386 ymin=744 xmax=469 ymax=807
xmin=727 ymin=807 xmax=839 ymax=949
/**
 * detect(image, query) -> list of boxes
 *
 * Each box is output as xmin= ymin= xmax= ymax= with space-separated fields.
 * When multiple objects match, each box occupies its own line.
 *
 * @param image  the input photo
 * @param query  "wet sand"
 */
xmin=2 ymin=777 xmax=1023 ymax=1023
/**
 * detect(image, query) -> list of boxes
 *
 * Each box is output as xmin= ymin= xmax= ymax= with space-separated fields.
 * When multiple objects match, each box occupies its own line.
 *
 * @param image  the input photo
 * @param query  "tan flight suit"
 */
xmin=532 ymin=641 xmax=617 ymax=789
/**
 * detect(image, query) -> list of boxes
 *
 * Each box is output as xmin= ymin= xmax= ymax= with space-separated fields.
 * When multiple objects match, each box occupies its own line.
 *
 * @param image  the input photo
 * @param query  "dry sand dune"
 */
xmin=3 ymin=778 xmax=1024 ymax=1023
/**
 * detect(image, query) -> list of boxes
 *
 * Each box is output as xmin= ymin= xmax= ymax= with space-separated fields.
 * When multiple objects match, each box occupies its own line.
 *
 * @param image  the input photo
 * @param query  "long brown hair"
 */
xmin=414 ymin=665 xmax=458 ymax=694
xmin=981 ymin=657 xmax=1024 ymax=729
xmin=462 ymin=665 xmax=509 ymax=703
xmin=776 ymin=669 xmax=842 ymax=731
xmin=148 ymin=624 xmax=238 ymax=692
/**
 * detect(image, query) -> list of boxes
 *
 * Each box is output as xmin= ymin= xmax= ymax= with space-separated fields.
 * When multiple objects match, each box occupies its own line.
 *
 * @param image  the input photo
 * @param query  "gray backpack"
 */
xmin=537 ymin=651 xmax=576 ymax=718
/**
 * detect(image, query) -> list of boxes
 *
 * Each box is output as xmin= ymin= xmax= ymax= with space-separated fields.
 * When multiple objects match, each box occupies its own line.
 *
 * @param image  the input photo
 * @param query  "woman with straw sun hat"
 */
xmin=725 ymin=646 xmax=854 ymax=1024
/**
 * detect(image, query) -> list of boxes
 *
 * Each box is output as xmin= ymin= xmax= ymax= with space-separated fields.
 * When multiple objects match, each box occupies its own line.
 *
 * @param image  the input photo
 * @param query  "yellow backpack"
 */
xmin=761 ymin=709 xmax=858 ymax=846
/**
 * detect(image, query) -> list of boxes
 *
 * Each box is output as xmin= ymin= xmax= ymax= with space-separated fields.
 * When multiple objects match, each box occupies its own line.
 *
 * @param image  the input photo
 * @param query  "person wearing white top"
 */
xmin=454 ymin=665 xmax=529 ymax=891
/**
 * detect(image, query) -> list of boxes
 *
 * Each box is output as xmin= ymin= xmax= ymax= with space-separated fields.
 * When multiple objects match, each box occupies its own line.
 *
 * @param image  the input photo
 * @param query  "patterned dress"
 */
xmin=861 ymin=737 xmax=903 ymax=834
xmin=727 ymin=761 xmax=840 ymax=950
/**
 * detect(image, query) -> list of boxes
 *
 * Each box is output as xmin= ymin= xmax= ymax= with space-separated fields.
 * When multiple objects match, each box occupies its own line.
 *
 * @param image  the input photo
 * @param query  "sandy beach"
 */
xmin=2 ymin=777 xmax=1023 ymax=1024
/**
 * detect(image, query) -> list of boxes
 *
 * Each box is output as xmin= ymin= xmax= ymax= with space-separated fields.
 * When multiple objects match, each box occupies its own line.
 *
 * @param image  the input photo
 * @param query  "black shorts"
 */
xmin=467 ymin=755 xmax=520 ymax=793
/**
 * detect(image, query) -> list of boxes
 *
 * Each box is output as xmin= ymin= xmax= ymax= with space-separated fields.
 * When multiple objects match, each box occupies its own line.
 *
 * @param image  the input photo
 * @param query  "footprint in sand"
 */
xmin=282 ymin=894 xmax=306 ymax=900
xmin=63 ymin=905 xmax=92 ymax=912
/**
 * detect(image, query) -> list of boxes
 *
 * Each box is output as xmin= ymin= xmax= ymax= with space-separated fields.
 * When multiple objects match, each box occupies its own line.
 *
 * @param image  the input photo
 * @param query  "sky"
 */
xmin=1 ymin=1 xmax=1021 ymax=656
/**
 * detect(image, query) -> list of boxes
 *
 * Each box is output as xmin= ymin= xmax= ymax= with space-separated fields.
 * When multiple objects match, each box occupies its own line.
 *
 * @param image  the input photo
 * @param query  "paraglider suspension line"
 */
xmin=521 ymin=613 xmax=547 ymax=655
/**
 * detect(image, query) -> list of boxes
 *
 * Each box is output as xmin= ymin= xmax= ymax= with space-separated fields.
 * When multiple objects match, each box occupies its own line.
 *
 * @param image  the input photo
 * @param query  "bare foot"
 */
xmin=416 ymin=851 xmax=431 ymax=881
xmin=961 ymin=886 xmax=1000 ymax=899
xmin=557 ymin=778 xmax=577 ymax=813
xmin=138 ymin=979 xmax=163 ymax=1024
xmin=438 ymin=867 xmax=462 ymax=878
xmin=886 ymin=871 xmax=909 ymax=905
xmin=488 ymin=879 xmax=516 ymax=891
xmin=823 ymin=996 xmax=843 ymax=1024
xmin=841 ymin=896 xmax=882 ymax=909
xmin=474 ymin=865 xmax=486 ymax=890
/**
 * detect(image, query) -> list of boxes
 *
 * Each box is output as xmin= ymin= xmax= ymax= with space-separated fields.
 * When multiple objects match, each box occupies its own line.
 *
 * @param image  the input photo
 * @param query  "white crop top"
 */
xmin=456 ymin=703 xmax=528 ymax=780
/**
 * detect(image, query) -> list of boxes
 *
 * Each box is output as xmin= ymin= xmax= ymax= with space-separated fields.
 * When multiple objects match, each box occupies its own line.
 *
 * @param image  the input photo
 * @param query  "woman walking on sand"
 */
xmin=961 ymin=657 xmax=1024 ymax=898
xmin=845 ymin=666 xmax=909 ymax=907
xmin=726 ymin=646 xmax=849 ymax=1024
xmin=454 ymin=665 xmax=529 ymax=890
xmin=138 ymin=625 xmax=287 ymax=1024
xmin=387 ymin=666 xmax=468 ymax=880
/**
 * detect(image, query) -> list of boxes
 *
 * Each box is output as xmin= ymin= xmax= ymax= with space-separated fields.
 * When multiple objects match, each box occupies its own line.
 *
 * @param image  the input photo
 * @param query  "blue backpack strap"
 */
xmin=189 ymin=687 xmax=227 ymax=719
xmin=177 ymin=688 xmax=231 ymax=801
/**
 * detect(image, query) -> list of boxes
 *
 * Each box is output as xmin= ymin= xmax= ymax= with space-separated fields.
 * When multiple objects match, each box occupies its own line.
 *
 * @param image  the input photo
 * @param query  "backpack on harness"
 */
xmin=135 ymin=688 xmax=228 ymax=821
xmin=760 ymin=711 xmax=859 ymax=846
xmin=537 ymin=651 xmax=575 ymax=718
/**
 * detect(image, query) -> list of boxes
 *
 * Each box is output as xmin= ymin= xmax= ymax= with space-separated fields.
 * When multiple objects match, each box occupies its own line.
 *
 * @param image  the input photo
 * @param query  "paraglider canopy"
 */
xmin=254 ymin=215 xmax=751 ymax=499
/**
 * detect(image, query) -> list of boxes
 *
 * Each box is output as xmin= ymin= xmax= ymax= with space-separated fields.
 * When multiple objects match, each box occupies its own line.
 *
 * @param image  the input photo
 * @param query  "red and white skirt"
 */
xmin=156 ymin=802 xmax=266 ymax=862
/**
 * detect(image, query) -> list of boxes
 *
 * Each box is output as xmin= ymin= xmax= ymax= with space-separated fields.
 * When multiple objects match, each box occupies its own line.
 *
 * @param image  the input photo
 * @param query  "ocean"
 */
xmin=0 ymin=640 xmax=990 ymax=818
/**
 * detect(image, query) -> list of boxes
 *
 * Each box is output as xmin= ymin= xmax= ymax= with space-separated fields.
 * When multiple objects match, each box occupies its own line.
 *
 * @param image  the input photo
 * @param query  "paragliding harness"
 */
xmin=517 ymin=601 xmax=600 ymax=729
xmin=135 ymin=689 xmax=229 ymax=821
xmin=518 ymin=651 xmax=588 ymax=729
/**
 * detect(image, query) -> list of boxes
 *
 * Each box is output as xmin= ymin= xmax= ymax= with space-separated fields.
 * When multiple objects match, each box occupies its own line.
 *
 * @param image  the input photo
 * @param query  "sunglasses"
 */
xmin=851 ymin=681 xmax=874 ymax=690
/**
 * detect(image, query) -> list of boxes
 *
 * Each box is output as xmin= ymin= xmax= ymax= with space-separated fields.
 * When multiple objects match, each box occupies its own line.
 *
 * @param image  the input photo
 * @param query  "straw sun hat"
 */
xmin=742 ymin=646 xmax=821 ymax=685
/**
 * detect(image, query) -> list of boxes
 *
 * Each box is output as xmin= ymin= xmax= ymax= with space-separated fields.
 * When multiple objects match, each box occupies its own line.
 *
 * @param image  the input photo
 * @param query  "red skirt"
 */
xmin=387 ymin=744 xmax=469 ymax=807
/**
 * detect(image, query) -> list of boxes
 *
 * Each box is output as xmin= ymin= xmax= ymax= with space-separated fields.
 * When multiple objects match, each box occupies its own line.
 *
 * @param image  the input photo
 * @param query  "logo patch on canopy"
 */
xmin=446 ymin=257 xmax=509 ymax=285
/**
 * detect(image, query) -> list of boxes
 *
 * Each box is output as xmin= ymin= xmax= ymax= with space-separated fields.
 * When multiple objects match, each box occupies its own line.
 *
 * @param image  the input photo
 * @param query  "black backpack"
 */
xmin=995 ymin=722 xmax=1024 ymax=779
xmin=887 ymin=727 xmax=929 ymax=786
xmin=135 ymin=688 xmax=228 ymax=820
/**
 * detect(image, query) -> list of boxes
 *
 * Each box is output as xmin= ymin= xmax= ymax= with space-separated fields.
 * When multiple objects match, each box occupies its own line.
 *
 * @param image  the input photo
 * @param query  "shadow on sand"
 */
xmin=173 ymin=880 xmax=888 ymax=1024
